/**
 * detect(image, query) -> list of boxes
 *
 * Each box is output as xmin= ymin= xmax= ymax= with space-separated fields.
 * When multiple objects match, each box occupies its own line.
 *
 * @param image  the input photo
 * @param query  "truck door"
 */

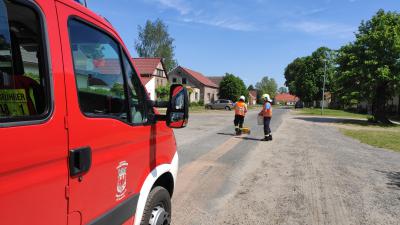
xmin=0 ymin=0 xmax=68 ymax=224
xmin=55 ymin=2 xmax=153 ymax=224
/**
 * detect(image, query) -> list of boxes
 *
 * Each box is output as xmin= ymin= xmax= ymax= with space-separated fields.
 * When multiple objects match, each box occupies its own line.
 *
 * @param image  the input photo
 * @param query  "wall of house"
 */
xmin=169 ymin=67 xmax=219 ymax=104
xmin=145 ymin=77 xmax=156 ymax=100
xmin=188 ymin=88 xmax=201 ymax=103
xmin=203 ymin=86 xmax=218 ymax=104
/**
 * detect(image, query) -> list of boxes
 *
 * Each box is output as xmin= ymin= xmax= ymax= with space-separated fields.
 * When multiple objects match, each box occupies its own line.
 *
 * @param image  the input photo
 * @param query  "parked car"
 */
xmin=295 ymin=101 xmax=304 ymax=109
xmin=205 ymin=99 xmax=234 ymax=110
xmin=0 ymin=1 xmax=189 ymax=225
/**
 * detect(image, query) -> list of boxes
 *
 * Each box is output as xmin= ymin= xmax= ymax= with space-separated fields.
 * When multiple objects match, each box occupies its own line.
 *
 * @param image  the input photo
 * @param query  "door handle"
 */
xmin=69 ymin=147 xmax=92 ymax=177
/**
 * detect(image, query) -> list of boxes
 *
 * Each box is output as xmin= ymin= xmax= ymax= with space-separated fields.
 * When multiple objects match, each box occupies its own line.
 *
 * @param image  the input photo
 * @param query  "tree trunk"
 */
xmin=372 ymin=84 xmax=391 ymax=124
xmin=397 ymin=93 xmax=400 ymax=116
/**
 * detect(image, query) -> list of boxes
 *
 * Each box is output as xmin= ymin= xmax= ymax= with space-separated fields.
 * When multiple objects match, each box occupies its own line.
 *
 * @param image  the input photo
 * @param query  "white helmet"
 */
xmin=239 ymin=95 xmax=245 ymax=101
xmin=262 ymin=94 xmax=272 ymax=102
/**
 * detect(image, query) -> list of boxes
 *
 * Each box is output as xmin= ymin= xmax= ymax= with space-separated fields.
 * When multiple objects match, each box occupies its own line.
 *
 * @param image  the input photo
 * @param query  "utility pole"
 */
xmin=321 ymin=59 xmax=327 ymax=115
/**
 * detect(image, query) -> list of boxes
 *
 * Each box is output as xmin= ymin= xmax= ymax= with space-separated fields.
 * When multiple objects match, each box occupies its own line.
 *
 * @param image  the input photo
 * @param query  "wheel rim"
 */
xmin=149 ymin=204 xmax=171 ymax=225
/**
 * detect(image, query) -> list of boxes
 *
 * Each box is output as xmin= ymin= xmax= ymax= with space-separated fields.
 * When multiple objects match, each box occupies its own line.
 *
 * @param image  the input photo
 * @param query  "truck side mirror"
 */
xmin=166 ymin=84 xmax=189 ymax=128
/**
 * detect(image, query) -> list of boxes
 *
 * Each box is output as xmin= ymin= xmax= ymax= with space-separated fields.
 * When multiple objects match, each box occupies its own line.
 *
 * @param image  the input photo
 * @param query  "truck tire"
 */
xmin=140 ymin=186 xmax=171 ymax=225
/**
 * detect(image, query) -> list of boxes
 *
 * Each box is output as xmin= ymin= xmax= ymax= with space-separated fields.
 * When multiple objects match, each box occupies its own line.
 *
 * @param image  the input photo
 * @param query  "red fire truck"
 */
xmin=0 ymin=0 xmax=188 ymax=224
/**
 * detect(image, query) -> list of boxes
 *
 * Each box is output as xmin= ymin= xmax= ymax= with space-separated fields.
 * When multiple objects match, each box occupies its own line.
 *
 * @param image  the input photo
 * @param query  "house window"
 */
xmin=172 ymin=78 xmax=177 ymax=83
xmin=182 ymin=78 xmax=187 ymax=85
xmin=195 ymin=92 xmax=198 ymax=100
xmin=207 ymin=93 xmax=211 ymax=101
xmin=156 ymin=69 xmax=163 ymax=77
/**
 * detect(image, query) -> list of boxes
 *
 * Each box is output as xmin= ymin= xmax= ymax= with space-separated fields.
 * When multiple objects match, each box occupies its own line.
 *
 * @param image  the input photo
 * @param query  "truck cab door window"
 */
xmin=69 ymin=20 xmax=128 ymax=122
xmin=0 ymin=0 xmax=49 ymax=122
xmin=121 ymin=54 xmax=148 ymax=124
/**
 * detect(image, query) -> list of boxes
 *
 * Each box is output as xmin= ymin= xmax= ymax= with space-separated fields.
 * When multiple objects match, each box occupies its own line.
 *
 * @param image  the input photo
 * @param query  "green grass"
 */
xmin=190 ymin=105 xmax=207 ymax=113
xmin=297 ymin=108 xmax=369 ymax=119
xmin=341 ymin=129 xmax=400 ymax=152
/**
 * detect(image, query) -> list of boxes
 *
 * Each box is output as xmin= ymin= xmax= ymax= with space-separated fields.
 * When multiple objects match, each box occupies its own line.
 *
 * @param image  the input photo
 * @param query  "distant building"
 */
xmin=274 ymin=93 xmax=299 ymax=105
xmin=168 ymin=66 xmax=219 ymax=104
xmin=249 ymin=90 xmax=257 ymax=105
xmin=133 ymin=58 xmax=168 ymax=100
xmin=207 ymin=76 xmax=224 ymax=87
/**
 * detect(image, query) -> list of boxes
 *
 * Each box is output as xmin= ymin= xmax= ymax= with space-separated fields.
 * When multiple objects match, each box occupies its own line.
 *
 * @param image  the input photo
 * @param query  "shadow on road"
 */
xmin=216 ymin=133 xmax=262 ymax=141
xmin=294 ymin=116 xmax=364 ymax=124
xmin=376 ymin=170 xmax=400 ymax=191
xmin=235 ymin=136 xmax=263 ymax=141
xmin=294 ymin=116 xmax=398 ymax=127
xmin=216 ymin=132 xmax=235 ymax=136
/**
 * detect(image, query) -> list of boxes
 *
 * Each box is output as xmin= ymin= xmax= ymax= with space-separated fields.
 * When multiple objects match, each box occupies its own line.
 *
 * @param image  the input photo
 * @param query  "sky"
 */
xmin=88 ymin=0 xmax=399 ymax=87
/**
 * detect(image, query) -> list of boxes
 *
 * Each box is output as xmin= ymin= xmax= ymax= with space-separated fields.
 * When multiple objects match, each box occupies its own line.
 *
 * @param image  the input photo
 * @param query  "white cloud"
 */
xmin=146 ymin=0 xmax=256 ymax=31
xmin=300 ymin=8 xmax=327 ymax=16
xmin=183 ymin=18 xmax=257 ymax=31
xmin=281 ymin=21 xmax=356 ymax=39
xmin=154 ymin=0 xmax=191 ymax=15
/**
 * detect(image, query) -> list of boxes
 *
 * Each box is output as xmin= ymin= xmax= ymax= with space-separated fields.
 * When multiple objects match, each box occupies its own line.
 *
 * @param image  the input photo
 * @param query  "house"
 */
xmin=168 ymin=66 xmax=219 ymax=104
xmin=274 ymin=93 xmax=299 ymax=105
xmin=207 ymin=76 xmax=224 ymax=87
xmin=133 ymin=57 xmax=168 ymax=100
xmin=249 ymin=90 xmax=257 ymax=105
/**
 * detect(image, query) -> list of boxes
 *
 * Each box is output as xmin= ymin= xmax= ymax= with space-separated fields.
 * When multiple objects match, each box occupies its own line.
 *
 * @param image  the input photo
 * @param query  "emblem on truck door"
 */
xmin=116 ymin=161 xmax=128 ymax=201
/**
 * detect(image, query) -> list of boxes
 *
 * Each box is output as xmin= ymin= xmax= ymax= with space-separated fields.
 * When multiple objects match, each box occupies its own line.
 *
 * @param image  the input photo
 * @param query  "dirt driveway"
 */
xmin=172 ymin=110 xmax=400 ymax=225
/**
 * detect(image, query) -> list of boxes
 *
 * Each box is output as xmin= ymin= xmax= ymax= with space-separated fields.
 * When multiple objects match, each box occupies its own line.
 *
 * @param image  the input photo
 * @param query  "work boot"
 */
xmin=268 ymin=135 xmax=273 ymax=141
xmin=235 ymin=128 xmax=241 ymax=136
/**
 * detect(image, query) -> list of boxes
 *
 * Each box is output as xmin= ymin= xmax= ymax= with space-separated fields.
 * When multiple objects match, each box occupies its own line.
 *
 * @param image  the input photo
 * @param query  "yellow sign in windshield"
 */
xmin=0 ymin=89 xmax=30 ymax=116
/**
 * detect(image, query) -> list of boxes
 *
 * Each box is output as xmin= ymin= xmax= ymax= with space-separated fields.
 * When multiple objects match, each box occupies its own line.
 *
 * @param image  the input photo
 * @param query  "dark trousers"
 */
xmin=234 ymin=115 xmax=244 ymax=129
xmin=264 ymin=117 xmax=271 ymax=136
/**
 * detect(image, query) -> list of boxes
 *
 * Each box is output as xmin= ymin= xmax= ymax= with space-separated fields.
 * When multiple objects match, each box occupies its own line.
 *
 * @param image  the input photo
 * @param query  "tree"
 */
xmin=155 ymin=85 xmax=170 ymax=100
xmin=135 ymin=19 xmax=177 ymax=72
xmin=219 ymin=73 xmax=248 ymax=102
xmin=278 ymin=87 xmax=288 ymax=94
xmin=336 ymin=10 xmax=400 ymax=123
xmin=284 ymin=47 xmax=336 ymax=104
xmin=255 ymin=76 xmax=278 ymax=99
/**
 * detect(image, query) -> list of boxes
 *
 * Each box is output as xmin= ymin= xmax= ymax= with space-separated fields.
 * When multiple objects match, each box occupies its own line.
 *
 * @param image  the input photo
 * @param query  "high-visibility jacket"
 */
xmin=234 ymin=101 xmax=247 ymax=116
xmin=262 ymin=101 xmax=272 ymax=117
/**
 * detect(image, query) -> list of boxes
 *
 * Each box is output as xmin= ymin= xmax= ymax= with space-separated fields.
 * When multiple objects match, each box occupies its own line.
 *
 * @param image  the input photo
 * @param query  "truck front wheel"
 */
xmin=140 ymin=186 xmax=171 ymax=225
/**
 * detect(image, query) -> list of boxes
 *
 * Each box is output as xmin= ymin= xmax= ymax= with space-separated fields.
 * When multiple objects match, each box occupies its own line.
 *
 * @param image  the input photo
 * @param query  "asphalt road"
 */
xmin=171 ymin=108 xmax=400 ymax=225
xmin=174 ymin=108 xmax=287 ymax=167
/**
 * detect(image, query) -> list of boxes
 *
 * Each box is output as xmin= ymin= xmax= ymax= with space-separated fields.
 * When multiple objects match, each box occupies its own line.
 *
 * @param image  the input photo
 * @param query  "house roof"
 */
xmin=249 ymin=90 xmax=257 ymax=99
xmin=207 ymin=76 xmax=223 ymax=87
xmin=180 ymin=66 xmax=218 ymax=88
xmin=274 ymin=93 xmax=299 ymax=102
xmin=133 ymin=57 xmax=164 ymax=76
xmin=140 ymin=76 xmax=153 ymax=85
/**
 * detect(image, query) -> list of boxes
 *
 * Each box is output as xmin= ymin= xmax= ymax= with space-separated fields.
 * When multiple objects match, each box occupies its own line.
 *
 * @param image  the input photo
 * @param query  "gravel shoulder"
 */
xmin=172 ymin=110 xmax=400 ymax=225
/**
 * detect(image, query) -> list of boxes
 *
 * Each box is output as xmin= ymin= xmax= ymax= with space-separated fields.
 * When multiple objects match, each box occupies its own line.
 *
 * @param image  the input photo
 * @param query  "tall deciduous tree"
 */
xmin=278 ymin=87 xmax=288 ymax=94
xmin=135 ymin=19 xmax=177 ymax=72
xmin=284 ymin=47 xmax=336 ymax=104
xmin=337 ymin=10 xmax=400 ymax=123
xmin=255 ymin=76 xmax=278 ymax=99
xmin=219 ymin=73 xmax=248 ymax=102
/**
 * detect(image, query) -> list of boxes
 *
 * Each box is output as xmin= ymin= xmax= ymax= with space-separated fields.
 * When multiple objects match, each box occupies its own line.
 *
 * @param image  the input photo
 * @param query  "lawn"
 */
xmin=341 ymin=129 xmax=400 ymax=152
xmin=297 ymin=108 xmax=370 ymax=119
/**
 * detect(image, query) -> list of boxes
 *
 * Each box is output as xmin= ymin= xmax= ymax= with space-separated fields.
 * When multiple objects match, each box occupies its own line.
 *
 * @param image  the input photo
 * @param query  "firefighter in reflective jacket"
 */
xmin=259 ymin=94 xmax=273 ymax=141
xmin=234 ymin=95 xmax=248 ymax=135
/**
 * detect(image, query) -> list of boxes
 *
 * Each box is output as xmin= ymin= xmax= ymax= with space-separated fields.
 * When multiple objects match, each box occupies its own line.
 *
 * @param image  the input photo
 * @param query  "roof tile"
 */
xmin=180 ymin=67 xmax=218 ymax=88
xmin=133 ymin=58 xmax=162 ymax=75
